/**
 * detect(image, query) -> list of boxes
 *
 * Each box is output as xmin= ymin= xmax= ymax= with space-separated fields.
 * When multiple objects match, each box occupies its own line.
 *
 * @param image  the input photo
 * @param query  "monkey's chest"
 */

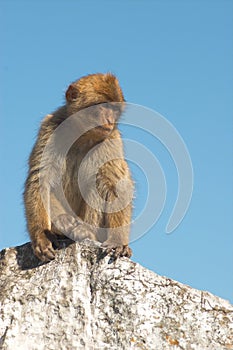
xmin=62 ymin=150 xmax=104 ymax=209
xmin=62 ymin=141 xmax=125 ymax=214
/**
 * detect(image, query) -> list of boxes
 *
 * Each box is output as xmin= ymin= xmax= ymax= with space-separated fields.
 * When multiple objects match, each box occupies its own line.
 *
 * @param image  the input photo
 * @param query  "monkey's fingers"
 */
xmin=33 ymin=236 xmax=56 ymax=262
xmin=120 ymin=245 xmax=132 ymax=258
xmin=34 ymin=245 xmax=55 ymax=262
xmin=112 ymin=245 xmax=132 ymax=258
xmin=101 ymin=242 xmax=132 ymax=259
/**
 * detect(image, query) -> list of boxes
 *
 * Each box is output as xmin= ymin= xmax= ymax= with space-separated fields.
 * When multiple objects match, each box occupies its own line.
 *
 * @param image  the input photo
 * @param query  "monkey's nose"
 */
xmin=106 ymin=118 xmax=113 ymax=125
xmin=106 ymin=115 xmax=115 ymax=126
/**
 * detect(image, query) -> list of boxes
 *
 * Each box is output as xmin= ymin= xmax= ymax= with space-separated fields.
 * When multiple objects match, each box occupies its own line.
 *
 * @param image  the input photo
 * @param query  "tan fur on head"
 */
xmin=65 ymin=73 xmax=125 ymax=113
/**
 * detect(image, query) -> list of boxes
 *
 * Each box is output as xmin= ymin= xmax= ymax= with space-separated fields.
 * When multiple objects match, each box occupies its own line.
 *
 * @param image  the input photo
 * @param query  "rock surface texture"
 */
xmin=0 ymin=239 xmax=233 ymax=350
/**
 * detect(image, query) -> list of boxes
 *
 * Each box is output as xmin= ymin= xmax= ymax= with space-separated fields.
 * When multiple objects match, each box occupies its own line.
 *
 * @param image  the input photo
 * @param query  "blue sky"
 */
xmin=0 ymin=1 xmax=232 ymax=303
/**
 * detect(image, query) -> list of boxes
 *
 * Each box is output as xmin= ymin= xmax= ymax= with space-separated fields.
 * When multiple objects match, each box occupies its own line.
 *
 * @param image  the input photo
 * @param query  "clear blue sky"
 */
xmin=0 ymin=1 xmax=232 ymax=303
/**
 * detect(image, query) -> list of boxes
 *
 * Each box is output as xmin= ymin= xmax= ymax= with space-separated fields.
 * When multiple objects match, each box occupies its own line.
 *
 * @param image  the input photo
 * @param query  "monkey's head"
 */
xmin=65 ymin=73 xmax=125 ymax=142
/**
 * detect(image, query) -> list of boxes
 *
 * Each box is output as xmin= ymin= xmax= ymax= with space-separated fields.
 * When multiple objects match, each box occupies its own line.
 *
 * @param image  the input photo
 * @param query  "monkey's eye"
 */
xmin=105 ymin=103 xmax=121 ymax=113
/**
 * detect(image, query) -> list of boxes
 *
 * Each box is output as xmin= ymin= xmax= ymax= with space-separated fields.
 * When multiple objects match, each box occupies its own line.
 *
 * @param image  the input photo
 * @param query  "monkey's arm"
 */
xmin=24 ymin=160 xmax=58 ymax=262
xmin=98 ymin=159 xmax=133 ymax=258
xmin=24 ymin=117 xmax=59 ymax=262
xmin=24 ymin=173 xmax=56 ymax=261
xmin=102 ymin=203 xmax=132 ymax=258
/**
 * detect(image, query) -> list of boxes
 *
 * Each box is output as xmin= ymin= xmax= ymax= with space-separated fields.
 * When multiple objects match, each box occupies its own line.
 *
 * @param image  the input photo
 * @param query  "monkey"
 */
xmin=24 ymin=73 xmax=133 ymax=262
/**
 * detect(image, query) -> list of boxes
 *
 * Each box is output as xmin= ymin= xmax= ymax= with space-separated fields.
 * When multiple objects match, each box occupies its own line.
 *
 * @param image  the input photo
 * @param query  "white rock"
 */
xmin=0 ymin=239 xmax=232 ymax=350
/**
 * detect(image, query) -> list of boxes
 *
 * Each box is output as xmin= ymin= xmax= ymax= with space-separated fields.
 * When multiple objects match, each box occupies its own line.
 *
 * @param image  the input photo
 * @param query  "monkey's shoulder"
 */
xmin=41 ymin=106 xmax=67 ymax=128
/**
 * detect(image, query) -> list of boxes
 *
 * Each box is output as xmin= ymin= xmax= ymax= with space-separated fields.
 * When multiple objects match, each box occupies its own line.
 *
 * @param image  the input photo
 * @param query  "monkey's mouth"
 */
xmin=95 ymin=124 xmax=113 ymax=133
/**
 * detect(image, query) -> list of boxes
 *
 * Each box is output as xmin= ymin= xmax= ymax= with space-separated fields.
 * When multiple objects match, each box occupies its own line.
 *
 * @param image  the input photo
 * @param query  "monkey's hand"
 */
xmin=101 ymin=241 xmax=132 ymax=258
xmin=32 ymin=231 xmax=56 ymax=262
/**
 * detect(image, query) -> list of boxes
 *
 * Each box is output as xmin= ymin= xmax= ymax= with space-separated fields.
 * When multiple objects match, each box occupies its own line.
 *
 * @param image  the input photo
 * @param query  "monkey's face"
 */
xmin=65 ymin=73 xmax=125 ymax=144
xmin=76 ymin=102 xmax=123 ymax=143
xmin=93 ymin=103 xmax=122 ymax=134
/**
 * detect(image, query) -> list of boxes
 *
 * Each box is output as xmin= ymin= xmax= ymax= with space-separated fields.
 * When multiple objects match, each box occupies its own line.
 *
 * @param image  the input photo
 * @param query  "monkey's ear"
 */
xmin=66 ymin=84 xmax=79 ymax=102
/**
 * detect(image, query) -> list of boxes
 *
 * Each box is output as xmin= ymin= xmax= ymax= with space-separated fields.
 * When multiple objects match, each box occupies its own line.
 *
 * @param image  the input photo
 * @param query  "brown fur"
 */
xmin=24 ymin=73 xmax=133 ymax=262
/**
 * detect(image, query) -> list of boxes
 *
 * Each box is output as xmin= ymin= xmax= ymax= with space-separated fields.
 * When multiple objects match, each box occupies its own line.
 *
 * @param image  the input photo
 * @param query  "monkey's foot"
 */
xmin=101 ymin=241 xmax=132 ymax=258
xmin=71 ymin=224 xmax=96 ymax=242
xmin=53 ymin=214 xmax=96 ymax=242
xmin=53 ymin=214 xmax=82 ymax=235
xmin=32 ymin=232 xmax=56 ymax=262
